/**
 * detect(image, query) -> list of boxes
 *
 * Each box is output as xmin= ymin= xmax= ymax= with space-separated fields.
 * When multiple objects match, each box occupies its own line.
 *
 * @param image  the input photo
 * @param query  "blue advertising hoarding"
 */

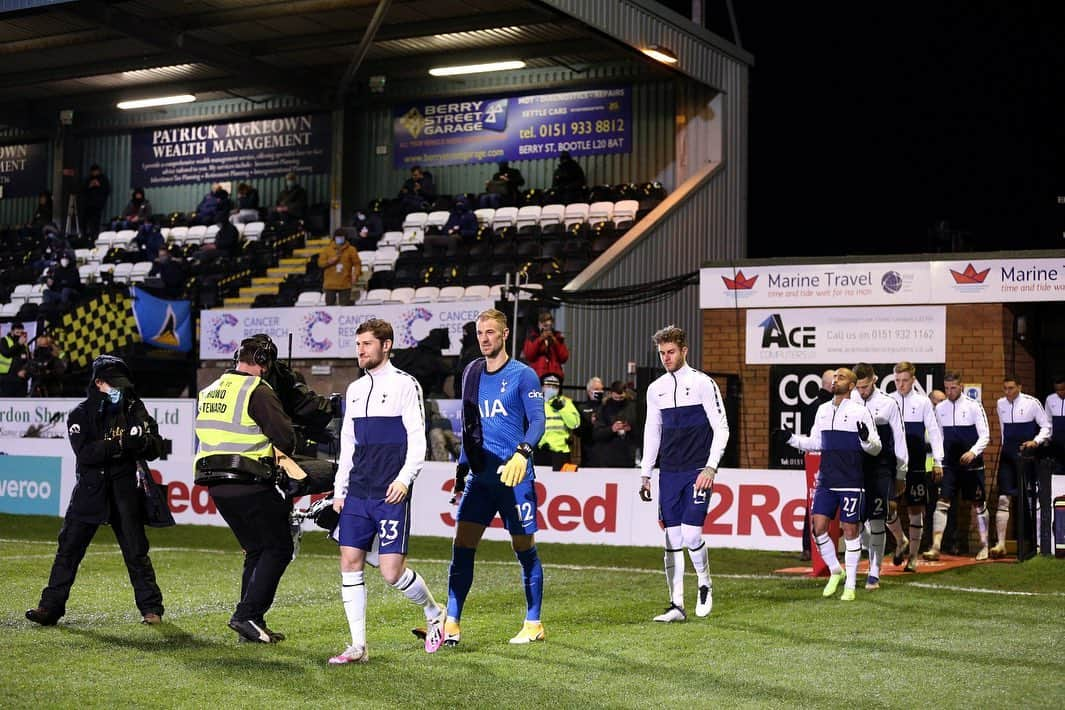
xmin=0 ymin=455 xmax=62 ymax=516
xmin=0 ymin=142 xmax=49 ymax=199
xmin=393 ymin=86 xmax=631 ymax=168
xmin=130 ymin=113 xmax=332 ymax=188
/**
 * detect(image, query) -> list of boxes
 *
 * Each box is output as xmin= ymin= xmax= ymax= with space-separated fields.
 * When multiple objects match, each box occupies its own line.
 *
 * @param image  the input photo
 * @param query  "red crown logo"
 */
xmin=722 ymin=270 xmax=758 ymax=290
xmin=949 ymin=264 xmax=990 ymax=284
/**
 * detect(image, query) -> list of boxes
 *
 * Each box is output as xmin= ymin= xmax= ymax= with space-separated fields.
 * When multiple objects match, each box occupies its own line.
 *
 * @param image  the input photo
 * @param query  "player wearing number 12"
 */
xmin=445 ymin=308 xmax=547 ymax=645
xmin=329 ymin=318 xmax=446 ymax=665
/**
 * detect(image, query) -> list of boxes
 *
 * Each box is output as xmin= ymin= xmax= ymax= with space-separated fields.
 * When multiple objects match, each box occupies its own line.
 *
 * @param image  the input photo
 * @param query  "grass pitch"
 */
xmin=2 ymin=513 xmax=1063 ymax=709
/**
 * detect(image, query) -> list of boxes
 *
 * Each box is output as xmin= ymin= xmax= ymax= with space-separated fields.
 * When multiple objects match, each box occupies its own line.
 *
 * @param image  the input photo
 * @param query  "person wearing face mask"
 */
xmin=534 ymin=373 xmax=581 ymax=470
xmin=0 ymin=322 xmax=30 ymax=397
xmin=42 ymin=251 xmax=82 ymax=306
xmin=318 ymin=230 xmax=362 ymax=306
xmin=576 ymin=376 xmax=606 ymax=466
xmin=26 ymin=355 xmax=166 ymax=627
xmin=273 ymin=172 xmax=307 ymax=221
xmin=116 ymin=187 xmax=151 ymax=229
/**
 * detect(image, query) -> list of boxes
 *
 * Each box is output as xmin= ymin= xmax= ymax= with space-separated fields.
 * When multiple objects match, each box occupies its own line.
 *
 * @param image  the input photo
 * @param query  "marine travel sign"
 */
xmin=392 ymin=86 xmax=631 ymax=168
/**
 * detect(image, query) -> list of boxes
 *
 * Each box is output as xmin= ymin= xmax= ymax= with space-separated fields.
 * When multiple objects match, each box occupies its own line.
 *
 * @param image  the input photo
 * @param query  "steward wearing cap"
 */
xmin=534 ymin=373 xmax=581 ymax=470
xmin=195 ymin=337 xmax=296 ymax=644
xmin=26 ymin=355 xmax=166 ymax=627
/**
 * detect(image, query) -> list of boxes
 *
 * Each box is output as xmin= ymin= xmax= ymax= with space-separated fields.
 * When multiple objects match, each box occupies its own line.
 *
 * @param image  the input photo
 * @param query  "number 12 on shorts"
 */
xmin=514 ymin=502 xmax=534 ymax=522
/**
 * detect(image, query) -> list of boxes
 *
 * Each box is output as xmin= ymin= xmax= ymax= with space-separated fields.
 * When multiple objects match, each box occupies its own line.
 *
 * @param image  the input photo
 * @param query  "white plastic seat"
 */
xmin=360 ymin=288 xmax=390 ymax=305
xmin=205 ymin=224 xmax=221 ymax=240
xmin=539 ymin=204 xmax=565 ymax=229
xmin=613 ymin=199 xmax=638 ymax=224
xmin=130 ymin=262 xmax=153 ymax=283
xmin=114 ymin=229 xmax=138 ymax=249
xmin=491 ymin=206 xmax=519 ymax=230
xmin=187 ymin=225 xmax=207 ymax=239
xmin=78 ymin=263 xmax=98 ymax=284
xmin=474 ymin=208 xmax=495 ymax=226
xmin=488 ymin=284 xmax=504 ymax=300
xmin=515 ymin=205 xmax=542 ymax=232
xmin=95 ymin=230 xmax=117 ymax=249
xmin=401 ymin=211 xmax=429 ymax=230
xmin=399 ymin=229 xmax=424 ymax=251
xmin=9 ymin=283 xmax=33 ymax=304
xmin=160 ymin=227 xmax=171 ymax=240
xmin=168 ymin=226 xmax=189 ymax=243
xmin=244 ymin=222 xmax=265 ymax=241
xmin=235 ymin=222 xmax=246 ymax=236
xmin=112 ymin=263 xmax=134 ymax=284
xmin=563 ymin=203 xmax=590 ymax=228
xmin=295 ymin=291 xmax=322 ymax=307
xmin=427 ymin=210 xmax=450 ymax=229
xmin=463 ymin=284 xmax=491 ymax=301
xmin=74 ymin=248 xmax=92 ymax=265
xmin=437 ymin=286 xmax=465 ymax=302
xmin=372 ymin=246 xmax=399 ymax=271
xmin=97 ymin=263 xmax=116 ymax=280
xmin=412 ymin=286 xmax=439 ymax=303
xmin=378 ymin=231 xmax=403 ymax=247
xmin=0 ymin=301 xmax=20 ymax=317
xmin=588 ymin=201 xmax=615 ymax=225
xmin=385 ymin=287 xmax=415 ymax=304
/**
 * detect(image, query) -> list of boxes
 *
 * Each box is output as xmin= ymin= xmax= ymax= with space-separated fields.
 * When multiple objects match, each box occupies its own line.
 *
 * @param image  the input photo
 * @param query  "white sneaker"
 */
xmin=975 ymin=545 xmax=989 ymax=561
xmin=653 ymin=603 xmax=687 ymax=622
xmin=424 ymin=608 xmax=446 ymax=654
xmin=695 ymin=585 xmax=713 ymax=618
xmin=328 ymin=644 xmax=368 ymax=665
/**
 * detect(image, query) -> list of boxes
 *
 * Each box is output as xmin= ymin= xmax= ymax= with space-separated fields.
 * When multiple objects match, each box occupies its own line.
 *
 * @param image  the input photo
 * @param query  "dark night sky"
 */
xmin=687 ymin=0 xmax=1065 ymax=257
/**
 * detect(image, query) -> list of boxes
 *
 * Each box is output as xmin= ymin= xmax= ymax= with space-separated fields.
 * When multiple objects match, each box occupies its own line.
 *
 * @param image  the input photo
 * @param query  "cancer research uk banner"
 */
xmin=392 ymin=87 xmax=631 ymax=168
xmin=199 ymin=301 xmax=494 ymax=360
xmin=745 ymin=306 xmax=946 ymax=365
xmin=0 ymin=142 xmax=49 ymax=199
xmin=130 ymin=113 xmax=331 ymax=188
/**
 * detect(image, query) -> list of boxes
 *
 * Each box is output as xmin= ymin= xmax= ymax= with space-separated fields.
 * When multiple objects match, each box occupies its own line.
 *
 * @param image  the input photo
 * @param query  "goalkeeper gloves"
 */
xmin=499 ymin=443 xmax=533 ymax=487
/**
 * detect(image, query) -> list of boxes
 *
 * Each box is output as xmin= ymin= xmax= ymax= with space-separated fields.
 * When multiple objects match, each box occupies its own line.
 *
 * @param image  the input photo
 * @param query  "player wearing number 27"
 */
xmin=639 ymin=325 xmax=729 ymax=622
xmin=781 ymin=368 xmax=881 ymax=601
xmin=328 ymin=318 xmax=447 ymax=665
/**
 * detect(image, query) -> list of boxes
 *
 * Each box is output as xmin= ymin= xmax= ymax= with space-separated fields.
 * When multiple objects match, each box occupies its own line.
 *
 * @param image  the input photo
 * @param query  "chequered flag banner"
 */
xmin=53 ymin=292 xmax=141 ymax=368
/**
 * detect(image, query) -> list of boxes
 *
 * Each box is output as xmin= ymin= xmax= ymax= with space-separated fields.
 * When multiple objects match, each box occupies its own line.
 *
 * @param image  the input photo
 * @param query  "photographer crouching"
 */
xmin=26 ymin=355 xmax=166 ymax=626
xmin=28 ymin=332 xmax=68 ymax=397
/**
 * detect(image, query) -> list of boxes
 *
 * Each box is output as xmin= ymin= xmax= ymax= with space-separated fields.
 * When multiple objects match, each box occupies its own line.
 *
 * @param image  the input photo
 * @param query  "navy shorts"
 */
xmin=904 ymin=468 xmax=929 ymax=506
xmin=996 ymin=455 xmax=1031 ymax=497
xmin=456 ymin=472 xmax=538 ymax=535
xmin=812 ymin=487 xmax=864 ymax=524
xmin=862 ymin=473 xmax=892 ymax=521
xmin=940 ymin=464 xmax=986 ymax=502
xmin=338 ymin=495 xmax=411 ymax=556
xmin=658 ymin=470 xmax=712 ymax=528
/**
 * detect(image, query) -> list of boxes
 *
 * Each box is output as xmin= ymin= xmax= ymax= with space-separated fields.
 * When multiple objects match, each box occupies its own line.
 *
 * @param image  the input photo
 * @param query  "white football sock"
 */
xmin=687 ymin=542 xmax=710 ymax=588
xmin=932 ymin=500 xmax=949 ymax=550
xmin=392 ymin=567 xmax=440 ymax=619
xmin=886 ymin=513 xmax=906 ymax=546
xmin=664 ymin=548 xmax=685 ymax=607
xmin=815 ymin=532 xmax=842 ymax=575
xmin=844 ymin=538 xmax=861 ymax=590
xmin=341 ymin=571 xmax=365 ymax=647
xmin=974 ymin=503 xmax=989 ymax=546
xmin=996 ymin=495 xmax=1010 ymax=546
xmin=866 ymin=519 xmax=885 ymax=578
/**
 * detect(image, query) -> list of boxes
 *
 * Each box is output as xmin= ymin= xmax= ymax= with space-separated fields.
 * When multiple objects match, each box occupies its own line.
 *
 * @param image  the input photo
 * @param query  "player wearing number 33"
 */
xmin=329 ymin=318 xmax=447 ymax=665
xmin=639 ymin=326 xmax=729 ymax=623
xmin=780 ymin=368 xmax=881 ymax=601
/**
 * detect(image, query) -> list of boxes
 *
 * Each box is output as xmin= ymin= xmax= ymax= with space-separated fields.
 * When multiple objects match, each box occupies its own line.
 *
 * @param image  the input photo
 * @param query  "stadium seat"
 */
xmin=0 ymin=301 xmax=20 ymax=317
xmin=402 ymin=211 xmax=429 ymax=231
xmin=78 ymin=263 xmax=98 ymax=284
xmin=612 ymin=199 xmax=639 ymax=230
xmin=244 ymin=222 xmax=265 ymax=241
xmin=438 ymin=285 xmax=465 ymax=302
xmin=385 ymin=287 xmax=415 ymax=304
xmin=488 ymin=284 xmax=504 ymax=300
xmin=515 ymin=205 xmax=542 ymax=234
xmin=168 ymin=226 xmax=189 ymax=245
xmin=563 ymin=203 xmax=590 ymax=229
xmin=463 ymin=284 xmax=490 ymax=300
xmin=95 ymin=230 xmax=117 ymax=250
xmin=360 ymin=288 xmax=390 ymax=305
xmin=295 ymin=291 xmax=323 ymax=307
xmin=112 ymin=262 xmax=134 ymax=284
xmin=8 ymin=283 xmax=33 ymax=304
xmin=378 ymin=231 xmax=403 ymax=248
xmin=74 ymin=248 xmax=92 ymax=265
xmin=97 ymin=263 xmax=115 ymax=280
xmin=412 ymin=286 xmax=439 ymax=303
xmin=427 ymin=210 xmax=451 ymax=231
xmin=159 ymin=227 xmax=171 ymax=240
xmin=539 ymin=204 xmax=565 ymax=234
xmin=474 ymin=208 xmax=495 ymax=227
xmin=28 ymin=283 xmax=46 ymax=303
xmin=130 ymin=261 xmax=153 ymax=283
xmin=492 ymin=206 xmax=519 ymax=231
xmin=114 ymin=230 xmax=138 ymax=250
xmin=373 ymin=246 xmax=399 ymax=271
xmin=588 ymin=201 xmax=615 ymax=227
xmin=399 ymin=229 xmax=424 ymax=251
xmin=187 ymin=225 xmax=207 ymax=239
xmin=204 ymin=224 xmax=220 ymax=244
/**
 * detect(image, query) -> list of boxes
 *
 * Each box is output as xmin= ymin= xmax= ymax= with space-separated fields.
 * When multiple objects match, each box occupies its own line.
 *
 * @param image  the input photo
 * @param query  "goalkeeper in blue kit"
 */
xmin=441 ymin=308 xmax=547 ymax=645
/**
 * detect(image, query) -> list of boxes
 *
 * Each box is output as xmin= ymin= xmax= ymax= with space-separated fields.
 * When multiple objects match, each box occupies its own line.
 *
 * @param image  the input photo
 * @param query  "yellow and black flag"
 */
xmin=53 ymin=292 xmax=141 ymax=368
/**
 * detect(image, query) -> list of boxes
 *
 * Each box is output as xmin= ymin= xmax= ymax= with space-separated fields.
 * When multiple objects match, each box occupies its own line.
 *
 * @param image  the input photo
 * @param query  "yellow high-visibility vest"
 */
xmin=195 ymin=372 xmax=273 ymax=465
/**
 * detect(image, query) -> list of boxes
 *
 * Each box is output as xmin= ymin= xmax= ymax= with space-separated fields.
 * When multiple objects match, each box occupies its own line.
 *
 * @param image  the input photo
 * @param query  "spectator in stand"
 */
xmin=592 ymin=380 xmax=639 ymax=467
xmin=30 ymin=191 xmax=53 ymax=228
xmin=522 ymin=310 xmax=569 ymax=380
xmin=576 ymin=376 xmax=606 ymax=466
xmin=351 ymin=208 xmax=383 ymax=250
xmin=230 ymin=182 xmax=260 ymax=224
xmin=552 ymin=151 xmax=586 ymax=203
xmin=213 ymin=220 xmax=241 ymax=259
xmin=81 ymin=164 xmax=111 ymax=239
xmin=479 ymin=161 xmax=525 ymax=208
xmin=193 ymin=184 xmax=231 ymax=226
xmin=42 ymin=252 xmax=81 ymax=306
xmin=31 ymin=230 xmax=67 ymax=273
xmin=273 ymin=172 xmax=307 ymax=221
xmin=427 ymin=199 xmax=477 ymax=253
xmin=132 ymin=220 xmax=164 ymax=261
xmin=317 ymin=230 xmax=362 ymax=306
xmin=399 ymin=165 xmax=436 ymax=211
xmin=115 ymin=187 xmax=151 ymax=229
xmin=148 ymin=246 xmax=187 ymax=299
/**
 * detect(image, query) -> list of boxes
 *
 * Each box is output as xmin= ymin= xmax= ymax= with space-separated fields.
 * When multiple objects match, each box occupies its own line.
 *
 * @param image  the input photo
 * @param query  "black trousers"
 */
xmin=39 ymin=480 xmax=163 ymax=617
xmin=212 ymin=488 xmax=293 ymax=623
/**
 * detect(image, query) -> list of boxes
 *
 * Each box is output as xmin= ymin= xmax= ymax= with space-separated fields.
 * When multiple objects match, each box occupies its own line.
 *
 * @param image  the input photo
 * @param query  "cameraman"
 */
xmin=0 ymin=322 xmax=30 ymax=397
xmin=28 ymin=332 xmax=67 ymax=397
xmin=534 ymin=373 xmax=581 ymax=470
xmin=27 ymin=355 xmax=166 ymax=626
xmin=521 ymin=310 xmax=569 ymax=381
